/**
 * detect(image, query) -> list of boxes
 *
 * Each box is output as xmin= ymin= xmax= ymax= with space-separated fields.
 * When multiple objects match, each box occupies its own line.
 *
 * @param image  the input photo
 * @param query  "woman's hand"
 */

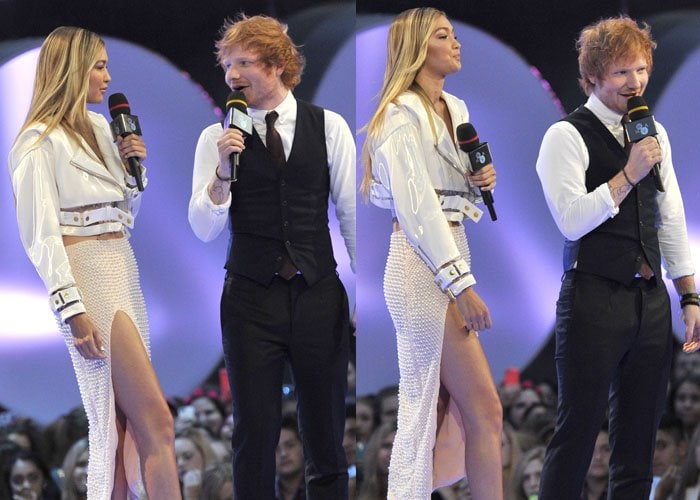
xmin=116 ymin=134 xmax=147 ymax=172
xmin=467 ymin=163 xmax=496 ymax=192
xmin=67 ymin=313 xmax=106 ymax=360
xmin=455 ymin=287 xmax=492 ymax=332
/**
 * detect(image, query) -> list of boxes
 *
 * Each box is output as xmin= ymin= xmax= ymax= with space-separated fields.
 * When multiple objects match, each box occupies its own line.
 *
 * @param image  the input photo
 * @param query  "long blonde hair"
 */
xmin=18 ymin=26 xmax=105 ymax=149
xmin=359 ymin=7 xmax=446 ymax=198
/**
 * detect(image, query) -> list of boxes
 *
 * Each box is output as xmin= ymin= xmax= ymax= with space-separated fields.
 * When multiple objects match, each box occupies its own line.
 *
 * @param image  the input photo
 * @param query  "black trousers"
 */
xmin=220 ymin=271 xmax=349 ymax=500
xmin=539 ymin=271 xmax=673 ymax=500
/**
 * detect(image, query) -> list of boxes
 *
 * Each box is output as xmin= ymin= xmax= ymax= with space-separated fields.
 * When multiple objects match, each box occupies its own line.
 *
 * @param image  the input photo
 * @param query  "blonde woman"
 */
xmin=361 ymin=7 xmax=502 ymax=499
xmin=8 ymin=27 xmax=178 ymax=498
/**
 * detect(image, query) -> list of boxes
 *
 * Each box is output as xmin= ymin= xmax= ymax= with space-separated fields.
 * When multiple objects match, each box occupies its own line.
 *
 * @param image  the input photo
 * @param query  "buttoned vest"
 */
xmin=225 ymin=101 xmax=336 ymax=286
xmin=562 ymin=106 xmax=661 ymax=286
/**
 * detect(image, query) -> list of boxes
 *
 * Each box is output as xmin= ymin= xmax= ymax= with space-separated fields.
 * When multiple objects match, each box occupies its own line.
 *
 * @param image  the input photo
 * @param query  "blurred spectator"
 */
xmin=651 ymin=414 xmax=686 ymax=500
xmin=344 ymin=404 xmax=357 ymax=499
xmin=507 ymin=387 xmax=543 ymax=430
xmin=356 ymin=394 xmax=378 ymax=462
xmin=662 ymin=423 xmax=700 ymax=499
xmin=670 ymin=374 xmax=700 ymax=440
xmin=175 ymin=427 xmax=219 ymax=500
xmin=0 ymin=419 xmax=46 ymax=464
xmin=535 ymin=381 xmax=557 ymax=412
xmin=219 ymin=413 xmax=234 ymax=457
xmin=191 ymin=395 xmax=225 ymax=438
xmin=357 ymin=420 xmax=396 ymax=500
xmin=434 ymin=477 xmax=472 ymax=499
xmin=60 ymin=438 xmax=88 ymax=500
xmin=673 ymin=350 xmax=700 ymax=385
xmin=42 ymin=408 xmax=88 ymax=470
xmin=516 ymin=402 xmax=555 ymax=452
xmin=275 ymin=415 xmax=305 ymax=500
xmin=0 ymin=441 xmax=22 ymax=499
xmin=190 ymin=395 xmax=229 ymax=463
xmin=502 ymin=422 xmax=523 ymax=492
xmin=499 ymin=368 xmax=523 ymax=416
xmin=2 ymin=449 xmax=60 ymax=500
xmin=505 ymin=445 xmax=546 ymax=500
xmin=175 ymin=404 xmax=197 ymax=434
xmin=581 ymin=424 xmax=610 ymax=500
xmin=347 ymin=359 xmax=357 ymax=401
xmin=199 ymin=463 xmax=233 ymax=500
xmin=376 ymin=385 xmax=399 ymax=426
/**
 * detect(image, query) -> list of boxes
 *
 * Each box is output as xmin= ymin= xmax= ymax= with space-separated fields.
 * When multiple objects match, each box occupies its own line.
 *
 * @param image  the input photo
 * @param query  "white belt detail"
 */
xmin=60 ymin=206 xmax=134 ymax=229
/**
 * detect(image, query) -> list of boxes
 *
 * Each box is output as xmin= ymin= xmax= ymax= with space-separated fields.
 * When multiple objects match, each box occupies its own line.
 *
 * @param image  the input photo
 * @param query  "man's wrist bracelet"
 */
xmin=622 ymin=168 xmax=636 ymax=188
xmin=215 ymin=166 xmax=232 ymax=182
xmin=681 ymin=292 xmax=700 ymax=308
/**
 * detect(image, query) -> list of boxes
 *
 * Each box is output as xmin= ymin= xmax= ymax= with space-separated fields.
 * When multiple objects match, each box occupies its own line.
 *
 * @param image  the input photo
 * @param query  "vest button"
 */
xmin=282 ymin=200 xmax=288 ymax=206
xmin=285 ymin=240 xmax=291 ymax=247
xmin=283 ymin=221 xmax=289 ymax=227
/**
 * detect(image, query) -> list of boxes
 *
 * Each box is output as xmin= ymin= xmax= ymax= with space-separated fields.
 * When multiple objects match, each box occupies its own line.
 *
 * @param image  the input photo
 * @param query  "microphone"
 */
xmin=223 ymin=91 xmax=253 ymax=182
xmin=108 ymin=93 xmax=144 ymax=191
xmin=456 ymin=123 xmax=497 ymax=221
xmin=625 ymin=95 xmax=664 ymax=192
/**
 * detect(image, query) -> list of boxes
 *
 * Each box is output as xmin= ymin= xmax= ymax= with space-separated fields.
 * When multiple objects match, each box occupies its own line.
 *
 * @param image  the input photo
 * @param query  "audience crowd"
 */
xmin=2 ymin=346 xmax=699 ymax=499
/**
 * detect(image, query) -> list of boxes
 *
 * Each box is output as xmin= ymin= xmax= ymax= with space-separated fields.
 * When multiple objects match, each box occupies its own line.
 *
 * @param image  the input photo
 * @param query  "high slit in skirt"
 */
xmin=59 ymin=237 xmax=149 ymax=499
xmin=384 ymin=226 xmax=471 ymax=499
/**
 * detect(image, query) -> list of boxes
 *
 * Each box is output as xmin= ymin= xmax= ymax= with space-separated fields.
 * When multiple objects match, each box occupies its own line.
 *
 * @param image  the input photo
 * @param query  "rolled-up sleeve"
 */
xmin=536 ymin=121 xmax=619 ymax=241
xmin=188 ymin=124 xmax=231 ymax=242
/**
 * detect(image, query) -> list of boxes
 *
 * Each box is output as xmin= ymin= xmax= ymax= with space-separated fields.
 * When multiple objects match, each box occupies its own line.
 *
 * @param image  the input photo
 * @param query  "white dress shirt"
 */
xmin=189 ymin=91 xmax=356 ymax=272
xmin=536 ymin=92 xmax=694 ymax=280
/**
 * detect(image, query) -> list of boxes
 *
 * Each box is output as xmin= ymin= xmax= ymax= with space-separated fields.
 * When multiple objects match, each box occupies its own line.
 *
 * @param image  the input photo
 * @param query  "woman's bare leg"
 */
xmin=440 ymin=302 xmax=503 ymax=500
xmin=112 ymin=406 xmax=128 ymax=499
xmin=110 ymin=311 xmax=180 ymax=498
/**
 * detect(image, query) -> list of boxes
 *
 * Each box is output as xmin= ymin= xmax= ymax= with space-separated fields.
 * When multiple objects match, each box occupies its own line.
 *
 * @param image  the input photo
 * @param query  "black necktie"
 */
xmin=265 ymin=111 xmax=285 ymax=167
xmin=621 ymin=113 xmax=631 ymax=155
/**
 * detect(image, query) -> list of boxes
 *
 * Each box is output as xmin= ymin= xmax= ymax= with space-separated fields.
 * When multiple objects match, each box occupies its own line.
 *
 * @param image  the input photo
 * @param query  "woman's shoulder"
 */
xmin=11 ymin=123 xmax=53 ymax=155
xmin=383 ymin=91 xmax=427 ymax=126
xmin=88 ymin=109 xmax=109 ymax=126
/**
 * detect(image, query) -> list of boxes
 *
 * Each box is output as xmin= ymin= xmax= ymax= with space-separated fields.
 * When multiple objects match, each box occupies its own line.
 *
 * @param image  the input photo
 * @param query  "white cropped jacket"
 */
xmin=369 ymin=91 xmax=484 ymax=298
xmin=8 ymin=111 xmax=146 ymax=322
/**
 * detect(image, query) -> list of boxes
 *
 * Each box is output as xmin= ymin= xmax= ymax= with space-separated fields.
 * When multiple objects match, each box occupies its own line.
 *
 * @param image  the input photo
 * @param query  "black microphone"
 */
xmin=108 ymin=93 xmax=144 ymax=191
xmin=456 ymin=123 xmax=497 ymax=221
xmin=223 ymin=91 xmax=253 ymax=182
xmin=625 ymin=95 xmax=664 ymax=192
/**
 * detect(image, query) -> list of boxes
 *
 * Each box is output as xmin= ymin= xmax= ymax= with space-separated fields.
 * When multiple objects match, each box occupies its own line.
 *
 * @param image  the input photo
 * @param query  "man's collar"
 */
xmin=586 ymin=92 xmax=624 ymax=127
xmin=248 ymin=90 xmax=295 ymax=122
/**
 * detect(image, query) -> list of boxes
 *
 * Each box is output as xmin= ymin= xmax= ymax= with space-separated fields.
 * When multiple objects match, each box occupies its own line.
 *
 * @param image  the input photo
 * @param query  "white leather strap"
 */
xmin=60 ymin=206 xmax=133 ymax=229
xmin=50 ymin=286 xmax=82 ymax=313
xmin=434 ymin=258 xmax=476 ymax=298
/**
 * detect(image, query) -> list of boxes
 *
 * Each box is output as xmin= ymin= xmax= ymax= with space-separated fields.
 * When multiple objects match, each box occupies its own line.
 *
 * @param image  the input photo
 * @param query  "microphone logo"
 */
xmin=127 ymin=117 xmax=137 ymax=132
xmin=475 ymin=152 xmax=487 ymax=165
xmin=635 ymin=122 xmax=649 ymax=135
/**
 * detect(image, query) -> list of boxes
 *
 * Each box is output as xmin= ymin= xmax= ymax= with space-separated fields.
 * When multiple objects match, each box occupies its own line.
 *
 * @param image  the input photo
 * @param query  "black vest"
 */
xmin=563 ymin=106 xmax=661 ymax=286
xmin=225 ymin=100 xmax=336 ymax=286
